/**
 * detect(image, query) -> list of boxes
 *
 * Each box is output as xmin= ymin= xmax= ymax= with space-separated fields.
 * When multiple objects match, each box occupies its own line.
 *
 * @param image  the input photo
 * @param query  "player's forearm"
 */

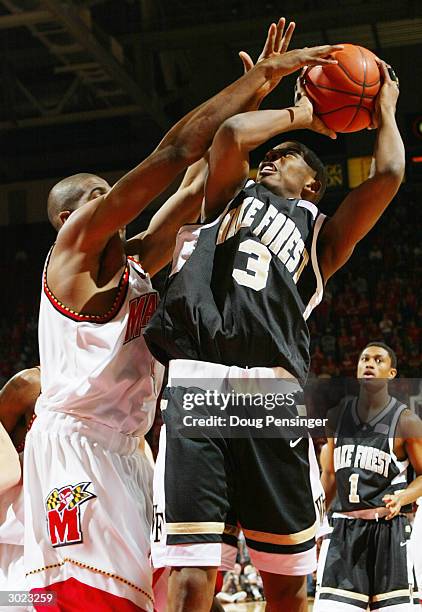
xmin=156 ymin=61 xmax=275 ymax=164
xmin=398 ymin=476 xmax=422 ymax=508
xmin=371 ymin=108 xmax=405 ymax=179
xmin=98 ymin=65 xmax=276 ymax=237
xmin=321 ymin=470 xmax=337 ymax=509
xmin=318 ymin=110 xmax=404 ymax=280
xmin=219 ymin=105 xmax=310 ymax=153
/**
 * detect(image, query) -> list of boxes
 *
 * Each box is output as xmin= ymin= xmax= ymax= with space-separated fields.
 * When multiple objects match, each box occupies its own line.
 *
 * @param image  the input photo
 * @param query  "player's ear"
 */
xmin=388 ymin=368 xmax=397 ymax=379
xmin=58 ymin=210 xmax=72 ymax=226
xmin=302 ymin=178 xmax=321 ymax=202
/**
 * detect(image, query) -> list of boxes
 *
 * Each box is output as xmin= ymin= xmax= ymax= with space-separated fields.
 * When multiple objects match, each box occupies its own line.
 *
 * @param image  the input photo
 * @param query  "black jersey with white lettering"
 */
xmin=145 ymin=180 xmax=327 ymax=385
xmin=334 ymin=396 xmax=410 ymax=512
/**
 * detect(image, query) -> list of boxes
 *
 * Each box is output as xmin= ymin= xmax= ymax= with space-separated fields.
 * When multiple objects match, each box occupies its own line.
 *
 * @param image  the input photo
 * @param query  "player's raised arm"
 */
xmin=56 ymin=19 xmax=307 ymax=256
xmin=203 ymin=45 xmax=342 ymax=220
xmin=127 ymin=19 xmax=298 ymax=275
xmin=125 ymin=157 xmax=208 ymax=276
xmin=318 ymin=61 xmax=404 ymax=281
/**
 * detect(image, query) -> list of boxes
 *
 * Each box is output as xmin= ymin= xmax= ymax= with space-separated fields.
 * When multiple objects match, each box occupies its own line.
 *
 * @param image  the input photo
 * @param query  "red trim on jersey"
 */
xmin=31 ymin=578 xmax=147 ymax=612
xmin=43 ymin=258 xmax=130 ymax=324
xmin=127 ymin=256 xmax=145 ymax=269
xmin=127 ymin=257 xmax=147 ymax=278
xmin=15 ymin=412 xmax=36 ymax=453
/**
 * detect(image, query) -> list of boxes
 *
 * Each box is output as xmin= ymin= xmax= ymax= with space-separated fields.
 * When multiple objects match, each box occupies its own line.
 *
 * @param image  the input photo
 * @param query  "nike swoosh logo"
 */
xmin=290 ymin=438 xmax=303 ymax=448
xmin=400 ymin=541 xmax=407 ymax=547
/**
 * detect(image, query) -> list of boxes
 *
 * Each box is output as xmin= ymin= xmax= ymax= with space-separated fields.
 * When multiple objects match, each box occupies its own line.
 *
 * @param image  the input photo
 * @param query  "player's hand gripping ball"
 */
xmin=303 ymin=43 xmax=381 ymax=133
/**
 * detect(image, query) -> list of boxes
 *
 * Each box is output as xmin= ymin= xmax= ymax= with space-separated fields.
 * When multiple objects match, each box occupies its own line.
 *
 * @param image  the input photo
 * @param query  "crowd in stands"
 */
xmin=309 ymin=187 xmax=421 ymax=379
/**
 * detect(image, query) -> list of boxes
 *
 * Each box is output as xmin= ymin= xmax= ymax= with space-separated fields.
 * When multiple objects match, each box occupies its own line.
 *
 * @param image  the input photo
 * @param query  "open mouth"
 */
xmin=362 ymin=370 xmax=376 ymax=378
xmin=259 ymin=162 xmax=277 ymax=175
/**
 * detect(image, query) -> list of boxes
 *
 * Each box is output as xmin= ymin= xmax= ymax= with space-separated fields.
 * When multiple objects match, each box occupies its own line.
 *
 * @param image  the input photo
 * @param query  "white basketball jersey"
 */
xmin=37 ymin=254 xmax=163 ymax=436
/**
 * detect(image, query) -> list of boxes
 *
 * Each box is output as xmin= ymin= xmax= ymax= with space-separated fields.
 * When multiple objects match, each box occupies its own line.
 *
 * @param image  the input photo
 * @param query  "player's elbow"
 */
xmin=172 ymin=116 xmax=228 ymax=166
xmin=211 ymin=116 xmax=246 ymax=158
xmin=218 ymin=115 xmax=247 ymax=143
xmin=159 ymin=142 xmax=196 ymax=170
xmin=374 ymin=160 xmax=405 ymax=185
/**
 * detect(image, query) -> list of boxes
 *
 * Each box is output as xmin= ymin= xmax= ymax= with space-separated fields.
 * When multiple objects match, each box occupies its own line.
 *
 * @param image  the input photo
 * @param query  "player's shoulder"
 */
xmin=2 ymin=367 xmax=40 ymax=393
xmin=18 ymin=366 xmax=40 ymax=385
xmin=396 ymin=406 xmax=422 ymax=439
xmin=326 ymin=395 xmax=354 ymax=433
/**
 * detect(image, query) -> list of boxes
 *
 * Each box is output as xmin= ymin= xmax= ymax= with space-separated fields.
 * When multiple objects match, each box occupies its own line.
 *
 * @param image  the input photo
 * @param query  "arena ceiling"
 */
xmin=1 ymin=0 xmax=422 ymax=182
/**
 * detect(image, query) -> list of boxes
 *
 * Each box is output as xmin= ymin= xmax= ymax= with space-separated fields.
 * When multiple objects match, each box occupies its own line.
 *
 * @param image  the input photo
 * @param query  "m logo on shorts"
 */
xmin=45 ymin=482 xmax=96 ymax=547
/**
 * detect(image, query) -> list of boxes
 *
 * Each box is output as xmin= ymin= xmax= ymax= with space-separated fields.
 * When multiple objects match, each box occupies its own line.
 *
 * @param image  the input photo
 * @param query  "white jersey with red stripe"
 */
xmin=24 ymin=253 xmax=164 ymax=611
xmin=37 ymin=252 xmax=163 ymax=435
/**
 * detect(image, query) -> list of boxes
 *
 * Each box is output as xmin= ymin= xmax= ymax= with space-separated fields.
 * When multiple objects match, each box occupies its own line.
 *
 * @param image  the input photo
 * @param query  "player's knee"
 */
xmin=169 ymin=567 xmax=216 ymax=611
xmin=261 ymin=572 xmax=307 ymax=607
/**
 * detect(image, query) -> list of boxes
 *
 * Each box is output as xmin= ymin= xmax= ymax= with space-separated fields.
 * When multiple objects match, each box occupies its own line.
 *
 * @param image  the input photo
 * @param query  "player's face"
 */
xmin=256 ymin=145 xmax=316 ymax=199
xmin=357 ymin=346 xmax=396 ymax=382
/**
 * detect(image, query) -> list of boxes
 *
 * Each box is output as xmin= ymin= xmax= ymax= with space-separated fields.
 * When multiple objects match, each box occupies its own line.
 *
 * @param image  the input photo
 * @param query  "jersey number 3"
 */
xmin=232 ymin=239 xmax=270 ymax=291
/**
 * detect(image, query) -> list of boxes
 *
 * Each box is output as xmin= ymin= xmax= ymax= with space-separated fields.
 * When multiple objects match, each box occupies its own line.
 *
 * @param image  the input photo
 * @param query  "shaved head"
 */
xmin=47 ymin=173 xmax=109 ymax=231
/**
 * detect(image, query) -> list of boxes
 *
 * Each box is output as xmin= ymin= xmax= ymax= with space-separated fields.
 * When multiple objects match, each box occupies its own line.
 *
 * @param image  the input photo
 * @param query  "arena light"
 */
xmin=412 ymin=116 xmax=422 ymax=140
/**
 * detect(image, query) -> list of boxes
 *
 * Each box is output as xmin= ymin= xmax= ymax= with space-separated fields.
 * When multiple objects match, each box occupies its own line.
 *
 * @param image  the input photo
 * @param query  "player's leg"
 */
xmin=168 ymin=567 xmax=217 ymax=612
xmin=260 ymin=572 xmax=307 ymax=611
xmin=151 ymin=373 xmax=232 ymax=611
xmin=233 ymin=430 xmax=318 ymax=611
xmin=370 ymin=515 xmax=419 ymax=611
xmin=230 ymin=372 xmax=326 ymax=610
xmin=314 ymin=518 xmax=370 ymax=612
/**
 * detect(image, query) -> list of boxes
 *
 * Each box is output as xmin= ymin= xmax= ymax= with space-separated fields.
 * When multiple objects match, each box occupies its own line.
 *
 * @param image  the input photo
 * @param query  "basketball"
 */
xmin=303 ymin=44 xmax=381 ymax=133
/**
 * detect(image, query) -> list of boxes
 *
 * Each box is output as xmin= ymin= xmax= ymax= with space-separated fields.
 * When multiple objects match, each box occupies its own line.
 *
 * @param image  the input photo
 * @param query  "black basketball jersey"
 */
xmin=145 ymin=180 xmax=327 ymax=385
xmin=334 ymin=396 xmax=410 ymax=512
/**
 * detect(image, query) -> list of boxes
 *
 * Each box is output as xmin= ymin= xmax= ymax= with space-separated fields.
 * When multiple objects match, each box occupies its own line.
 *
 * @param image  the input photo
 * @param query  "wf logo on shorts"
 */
xmin=45 ymin=482 xmax=96 ymax=547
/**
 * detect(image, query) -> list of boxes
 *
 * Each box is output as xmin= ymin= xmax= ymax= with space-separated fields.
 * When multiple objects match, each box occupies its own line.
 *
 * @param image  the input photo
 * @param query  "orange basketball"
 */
xmin=303 ymin=44 xmax=381 ymax=133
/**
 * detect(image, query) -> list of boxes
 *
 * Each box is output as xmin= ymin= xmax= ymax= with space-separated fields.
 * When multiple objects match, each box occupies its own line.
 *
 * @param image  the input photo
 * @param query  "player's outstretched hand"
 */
xmin=370 ymin=60 xmax=400 ymax=129
xmin=239 ymin=17 xmax=296 ymax=73
xmin=269 ymin=44 xmax=344 ymax=80
xmin=383 ymin=492 xmax=404 ymax=520
xmin=238 ymin=17 xmax=295 ymax=99
xmin=294 ymin=73 xmax=337 ymax=140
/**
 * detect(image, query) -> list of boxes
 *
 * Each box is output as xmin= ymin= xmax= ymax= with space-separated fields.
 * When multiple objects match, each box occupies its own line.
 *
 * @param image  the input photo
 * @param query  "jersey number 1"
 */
xmin=348 ymin=473 xmax=360 ymax=503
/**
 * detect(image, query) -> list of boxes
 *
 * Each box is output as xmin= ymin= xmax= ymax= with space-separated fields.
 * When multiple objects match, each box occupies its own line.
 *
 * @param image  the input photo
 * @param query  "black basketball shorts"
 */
xmin=150 ymin=359 xmax=325 ymax=575
xmin=314 ymin=515 xmax=419 ymax=611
